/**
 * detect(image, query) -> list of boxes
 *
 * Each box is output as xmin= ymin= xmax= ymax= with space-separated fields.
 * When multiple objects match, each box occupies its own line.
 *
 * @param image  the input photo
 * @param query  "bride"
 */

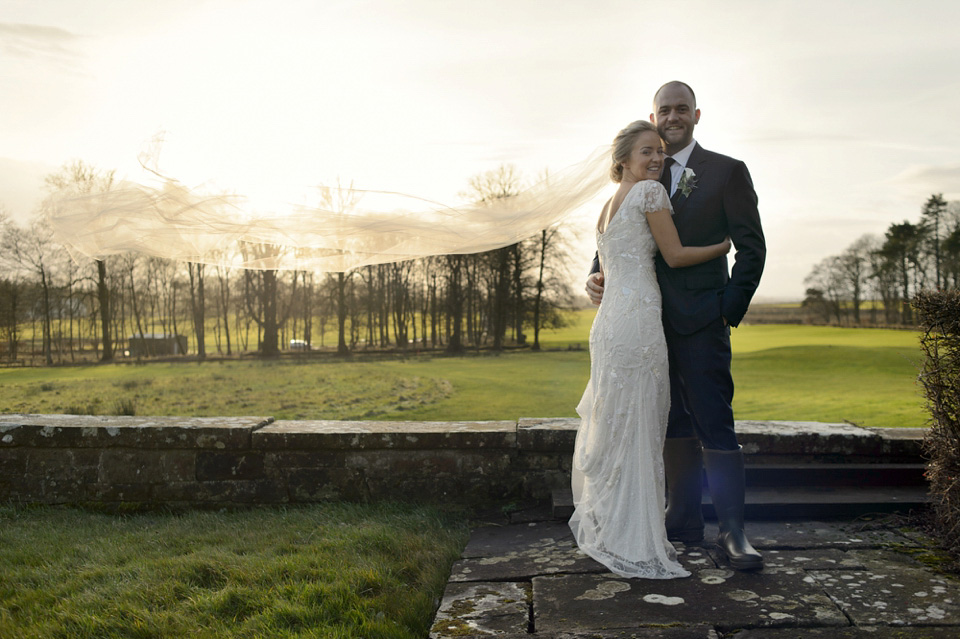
xmin=569 ymin=120 xmax=730 ymax=579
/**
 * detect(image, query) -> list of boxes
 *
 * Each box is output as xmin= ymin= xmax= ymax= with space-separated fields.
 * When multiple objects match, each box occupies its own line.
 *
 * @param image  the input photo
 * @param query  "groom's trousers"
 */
xmin=663 ymin=316 xmax=739 ymax=451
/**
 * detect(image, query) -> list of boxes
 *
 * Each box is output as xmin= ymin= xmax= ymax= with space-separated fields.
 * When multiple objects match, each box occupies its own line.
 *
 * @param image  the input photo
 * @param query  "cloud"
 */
xmin=0 ymin=23 xmax=83 ymax=68
xmin=892 ymin=163 xmax=960 ymax=198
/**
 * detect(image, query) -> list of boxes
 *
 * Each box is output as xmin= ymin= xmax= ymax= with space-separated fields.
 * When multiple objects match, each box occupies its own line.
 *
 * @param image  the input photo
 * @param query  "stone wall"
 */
xmin=0 ymin=414 xmax=924 ymax=507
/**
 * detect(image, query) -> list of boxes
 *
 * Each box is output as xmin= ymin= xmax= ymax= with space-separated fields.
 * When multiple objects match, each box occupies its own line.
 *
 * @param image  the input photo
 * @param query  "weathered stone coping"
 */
xmin=256 ymin=419 xmax=518 ymax=450
xmin=0 ymin=414 xmax=926 ymax=506
xmin=0 ymin=414 xmax=924 ymax=456
xmin=0 ymin=415 xmax=270 ymax=449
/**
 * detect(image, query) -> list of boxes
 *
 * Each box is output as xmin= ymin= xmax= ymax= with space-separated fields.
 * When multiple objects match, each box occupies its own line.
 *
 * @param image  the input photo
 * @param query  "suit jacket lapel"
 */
xmin=672 ymin=143 xmax=706 ymax=214
xmin=671 ymin=189 xmax=686 ymax=209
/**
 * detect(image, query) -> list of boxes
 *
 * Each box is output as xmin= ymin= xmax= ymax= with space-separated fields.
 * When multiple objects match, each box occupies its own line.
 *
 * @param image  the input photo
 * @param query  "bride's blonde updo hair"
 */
xmin=611 ymin=120 xmax=659 ymax=183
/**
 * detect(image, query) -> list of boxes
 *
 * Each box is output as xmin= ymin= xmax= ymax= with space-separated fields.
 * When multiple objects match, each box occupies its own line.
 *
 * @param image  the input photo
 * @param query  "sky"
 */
xmin=2 ymin=0 xmax=959 ymax=301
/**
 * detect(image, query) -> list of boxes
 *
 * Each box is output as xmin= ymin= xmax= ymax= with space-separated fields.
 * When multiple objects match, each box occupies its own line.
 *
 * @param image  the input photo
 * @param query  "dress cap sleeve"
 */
xmin=629 ymin=180 xmax=673 ymax=216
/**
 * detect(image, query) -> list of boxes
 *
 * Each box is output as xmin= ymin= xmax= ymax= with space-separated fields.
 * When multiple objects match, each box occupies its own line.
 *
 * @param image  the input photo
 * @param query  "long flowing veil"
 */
xmin=49 ymin=146 xmax=612 ymax=271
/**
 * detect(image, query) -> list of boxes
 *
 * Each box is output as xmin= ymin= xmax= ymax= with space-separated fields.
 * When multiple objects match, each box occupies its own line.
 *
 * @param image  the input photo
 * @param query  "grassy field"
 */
xmin=0 ymin=503 xmax=468 ymax=639
xmin=729 ymin=324 xmax=925 ymax=428
xmin=0 ymin=311 xmax=928 ymax=428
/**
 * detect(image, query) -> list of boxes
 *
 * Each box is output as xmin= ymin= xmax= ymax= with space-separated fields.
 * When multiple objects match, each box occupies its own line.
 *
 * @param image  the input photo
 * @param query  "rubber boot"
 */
xmin=663 ymin=437 xmax=705 ymax=543
xmin=702 ymin=446 xmax=763 ymax=570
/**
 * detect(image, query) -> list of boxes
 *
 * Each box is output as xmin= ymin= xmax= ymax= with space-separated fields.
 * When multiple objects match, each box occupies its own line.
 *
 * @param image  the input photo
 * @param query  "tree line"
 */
xmin=0 ymin=162 xmax=577 ymax=364
xmin=803 ymin=194 xmax=960 ymax=325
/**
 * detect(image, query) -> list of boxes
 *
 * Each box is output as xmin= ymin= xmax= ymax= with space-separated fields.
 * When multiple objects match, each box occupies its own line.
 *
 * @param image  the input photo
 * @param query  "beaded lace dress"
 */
xmin=569 ymin=179 xmax=690 ymax=579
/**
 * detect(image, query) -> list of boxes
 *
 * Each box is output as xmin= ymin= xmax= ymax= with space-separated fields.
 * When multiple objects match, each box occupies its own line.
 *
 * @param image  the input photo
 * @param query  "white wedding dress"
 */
xmin=569 ymin=179 xmax=690 ymax=579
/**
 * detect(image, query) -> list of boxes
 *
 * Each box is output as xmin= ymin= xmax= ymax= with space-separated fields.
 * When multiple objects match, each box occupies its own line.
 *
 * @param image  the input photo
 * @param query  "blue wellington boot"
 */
xmin=703 ymin=446 xmax=763 ymax=571
xmin=664 ymin=437 xmax=705 ymax=543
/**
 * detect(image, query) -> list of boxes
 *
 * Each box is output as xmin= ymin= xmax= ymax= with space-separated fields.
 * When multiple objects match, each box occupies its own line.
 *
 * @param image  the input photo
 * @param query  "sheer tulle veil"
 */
xmin=49 ymin=145 xmax=613 ymax=271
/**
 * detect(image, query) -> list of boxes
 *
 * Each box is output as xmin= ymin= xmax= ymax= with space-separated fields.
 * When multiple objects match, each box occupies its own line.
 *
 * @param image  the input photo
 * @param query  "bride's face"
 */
xmin=622 ymin=131 xmax=665 ymax=183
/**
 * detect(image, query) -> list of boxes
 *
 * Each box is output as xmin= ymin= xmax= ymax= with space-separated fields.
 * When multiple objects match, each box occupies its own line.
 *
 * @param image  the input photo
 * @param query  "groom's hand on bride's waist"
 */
xmin=586 ymin=272 xmax=604 ymax=305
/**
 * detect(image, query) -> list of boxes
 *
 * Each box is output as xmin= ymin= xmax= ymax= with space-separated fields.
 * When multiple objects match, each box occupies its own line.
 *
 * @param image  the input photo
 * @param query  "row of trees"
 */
xmin=803 ymin=194 xmax=960 ymax=326
xmin=0 ymin=162 xmax=578 ymax=364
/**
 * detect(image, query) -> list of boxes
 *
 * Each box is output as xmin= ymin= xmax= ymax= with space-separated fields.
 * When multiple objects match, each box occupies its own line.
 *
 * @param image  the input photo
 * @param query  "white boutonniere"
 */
xmin=678 ymin=168 xmax=698 ymax=198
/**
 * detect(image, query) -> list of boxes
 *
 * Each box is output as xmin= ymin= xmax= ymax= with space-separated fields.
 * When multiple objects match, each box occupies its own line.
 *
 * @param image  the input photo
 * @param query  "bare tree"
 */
xmin=315 ymin=180 xmax=362 ymax=355
xmin=244 ymin=268 xmax=284 ymax=356
xmin=44 ymin=160 xmax=116 ymax=361
xmin=529 ymin=224 xmax=574 ymax=350
xmin=0 ymin=209 xmax=24 ymax=360
xmin=2 ymin=220 xmax=63 ymax=364
xmin=357 ymin=265 xmax=381 ymax=349
xmin=391 ymin=260 xmax=414 ymax=347
xmin=239 ymin=241 xmax=299 ymax=356
xmin=804 ymin=256 xmax=845 ymax=324
xmin=187 ymin=263 xmax=206 ymax=358
xmin=297 ymin=270 xmax=315 ymax=349
xmin=215 ymin=265 xmax=233 ymax=355
xmin=119 ymin=254 xmax=150 ymax=354
xmin=445 ymin=254 xmax=465 ymax=353
xmin=836 ymin=235 xmax=877 ymax=325
xmin=424 ymin=257 xmax=442 ymax=347
xmin=462 ymin=165 xmax=524 ymax=350
xmin=332 ymin=272 xmax=352 ymax=355
xmin=0 ymin=276 xmax=24 ymax=361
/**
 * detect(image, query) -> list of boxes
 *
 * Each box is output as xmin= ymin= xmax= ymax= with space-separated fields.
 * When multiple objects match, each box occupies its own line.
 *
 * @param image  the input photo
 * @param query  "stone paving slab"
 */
xmin=703 ymin=519 xmax=917 ymax=549
xmin=462 ymin=521 xmax=577 ymax=558
xmin=445 ymin=629 xmax=719 ymax=638
xmin=810 ymin=561 xmax=960 ymax=626
xmin=451 ymin=541 xmax=605 ymax=582
xmin=430 ymin=631 xmax=716 ymax=639
xmin=430 ymin=581 xmax=530 ymax=638
xmin=732 ymin=627 xmax=960 ymax=638
xmin=507 ymin=503 xmax=557 ymax=524
xmin=432 ymin=503 xmax=957 ymax=636
xmin=453 ymin=521 xmax=605 ymax=581
xmin=842 ymin=548 xmax=947 ymax=572
xmin=701 ymin=545 xmax=881 ymax=572
xmin=759 ymin=548 xmax=869 ymax=571
xmin=452 ymin=522 xmax=719 ymax=582
xmin=532 ymin=566 xmax=846 ymax=633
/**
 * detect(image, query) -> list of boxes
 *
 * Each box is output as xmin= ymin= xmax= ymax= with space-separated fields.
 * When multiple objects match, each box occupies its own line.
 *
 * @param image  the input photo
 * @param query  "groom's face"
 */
xmin=651 ymin=85 xmax=700 ymax=153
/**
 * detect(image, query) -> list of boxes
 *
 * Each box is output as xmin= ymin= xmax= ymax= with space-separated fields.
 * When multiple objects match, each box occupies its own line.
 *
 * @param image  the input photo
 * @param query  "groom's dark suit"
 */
xmin=590 ymin=142 xmax=765 ymax=450
xmin=655 ymin=143 xmax=764 ymax=450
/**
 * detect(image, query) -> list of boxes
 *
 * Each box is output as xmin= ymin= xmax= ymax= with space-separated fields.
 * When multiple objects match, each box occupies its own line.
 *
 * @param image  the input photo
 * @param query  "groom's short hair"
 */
xmin=654 ymin=81 xmax=697 ymax=108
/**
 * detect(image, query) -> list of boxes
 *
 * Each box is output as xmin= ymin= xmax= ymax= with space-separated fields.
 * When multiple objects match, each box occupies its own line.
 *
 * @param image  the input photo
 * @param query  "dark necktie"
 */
xmin=660 ymin=157 xmax=675 ymax=196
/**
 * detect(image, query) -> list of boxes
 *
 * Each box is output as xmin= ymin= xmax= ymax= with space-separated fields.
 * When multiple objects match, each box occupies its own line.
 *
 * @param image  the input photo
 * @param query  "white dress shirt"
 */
xmin=665 ymin=139 xmax=697 ymax=197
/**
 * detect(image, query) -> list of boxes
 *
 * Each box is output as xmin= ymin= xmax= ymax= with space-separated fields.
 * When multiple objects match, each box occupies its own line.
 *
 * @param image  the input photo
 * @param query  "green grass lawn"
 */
xmin=0 ymin=313 xmax=928 ymax=428
xmin=0 ymin=503 xmax=468 ymax=639
xmin=729 ymin=324 xmax=925 ymax=428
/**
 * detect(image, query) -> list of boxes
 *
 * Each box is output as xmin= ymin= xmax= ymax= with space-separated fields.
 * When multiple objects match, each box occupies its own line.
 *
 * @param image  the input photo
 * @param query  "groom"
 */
xmin=586 ymin=81 xmax=766 ymax=570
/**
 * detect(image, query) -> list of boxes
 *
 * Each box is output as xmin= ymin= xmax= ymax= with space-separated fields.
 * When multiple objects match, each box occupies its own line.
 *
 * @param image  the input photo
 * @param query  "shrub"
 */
xmin=113 ymin=397 xmax=137 ymax=416
xmin=915 ymin=289 xmax=960 ymax=558
xmin=63 ymin=399 xmax=101 ymax=415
